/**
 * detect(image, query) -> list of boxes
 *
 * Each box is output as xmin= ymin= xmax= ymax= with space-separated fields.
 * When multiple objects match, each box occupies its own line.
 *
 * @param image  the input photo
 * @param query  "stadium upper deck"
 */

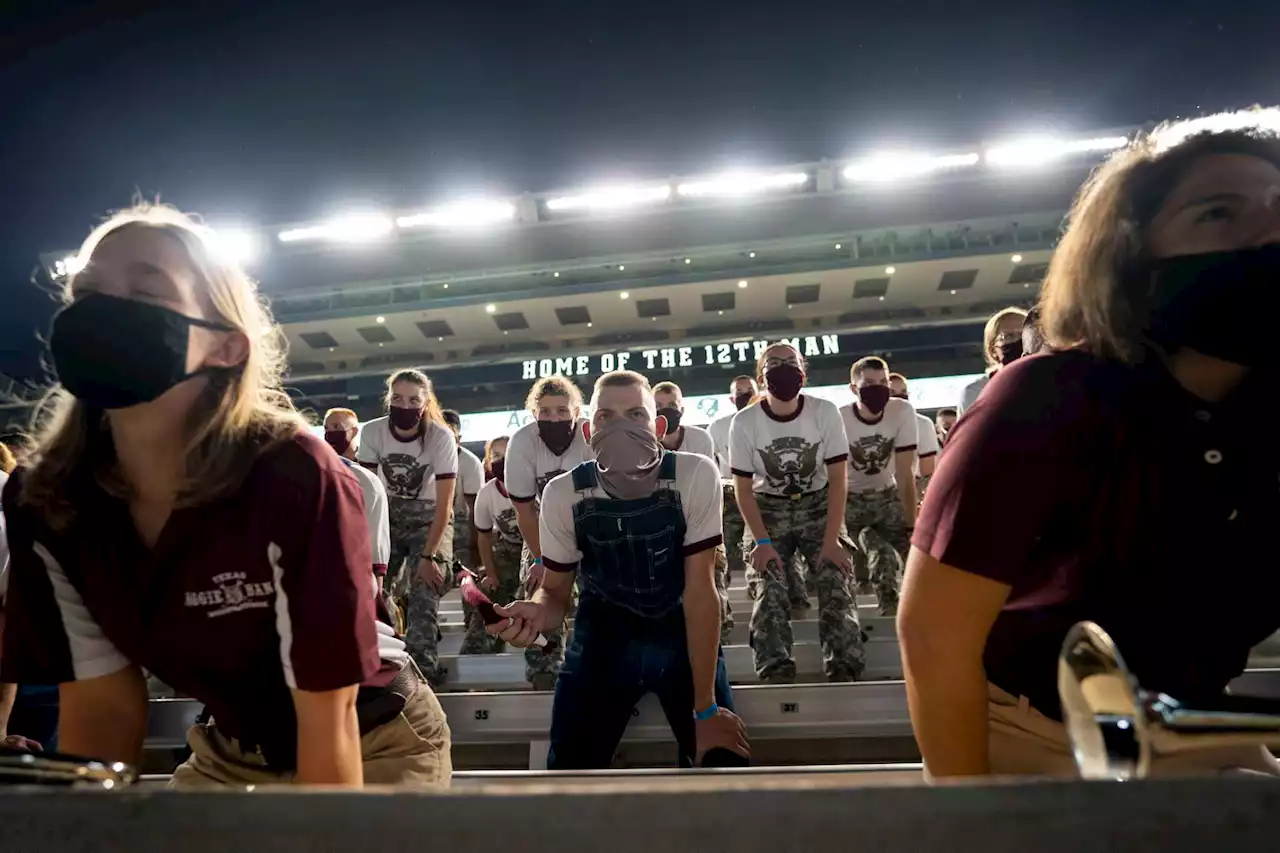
xmin=30 ymin=129 xmax=1135 ymax=419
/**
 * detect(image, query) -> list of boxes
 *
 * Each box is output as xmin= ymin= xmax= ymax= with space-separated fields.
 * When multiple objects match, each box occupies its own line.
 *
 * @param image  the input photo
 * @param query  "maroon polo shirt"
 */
xmin=915 ymin=349 xmax=1280 ymax=719
xmin=1 ymin=431 xmax=401 ymax=768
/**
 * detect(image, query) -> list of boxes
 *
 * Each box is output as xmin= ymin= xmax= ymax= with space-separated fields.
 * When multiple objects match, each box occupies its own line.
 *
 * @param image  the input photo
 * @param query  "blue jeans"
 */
xmin=547 ymin=598 xmax=735 ymax=769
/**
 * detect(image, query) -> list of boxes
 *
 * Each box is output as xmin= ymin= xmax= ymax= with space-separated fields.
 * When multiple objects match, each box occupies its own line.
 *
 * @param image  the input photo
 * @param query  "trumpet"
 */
xmin=1058 ymin=621 xmax=1280 ymax=780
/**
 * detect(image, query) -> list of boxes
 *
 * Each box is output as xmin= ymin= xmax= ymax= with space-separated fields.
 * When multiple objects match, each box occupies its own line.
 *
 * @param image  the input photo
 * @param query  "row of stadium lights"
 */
xmin=49 ymin=135 xmax=1124 ymax=279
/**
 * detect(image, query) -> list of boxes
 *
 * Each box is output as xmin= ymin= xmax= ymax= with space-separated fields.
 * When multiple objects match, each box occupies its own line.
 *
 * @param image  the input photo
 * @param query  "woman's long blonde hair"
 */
xmin=1040 ymin=108 xmax=1280 ymax=363
xmin=22 ymin=203 xmax=305 ymax=529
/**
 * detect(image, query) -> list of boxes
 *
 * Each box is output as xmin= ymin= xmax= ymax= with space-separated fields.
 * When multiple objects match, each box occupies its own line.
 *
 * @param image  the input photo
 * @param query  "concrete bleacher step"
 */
xmin=438 ymin=615 xmax=896 ymax=654
xmin=433 ymin=638 xmax=903 ymax=691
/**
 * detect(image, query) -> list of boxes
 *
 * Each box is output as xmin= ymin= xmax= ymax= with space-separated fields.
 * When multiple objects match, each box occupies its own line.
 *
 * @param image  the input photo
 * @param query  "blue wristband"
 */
xmin=533 ymin=556 xmax=543 ymax=565
xmin=694 ymin=702 xmax=719 ymax=721
xmin=754 ymin=538 xmax=772 ymax=546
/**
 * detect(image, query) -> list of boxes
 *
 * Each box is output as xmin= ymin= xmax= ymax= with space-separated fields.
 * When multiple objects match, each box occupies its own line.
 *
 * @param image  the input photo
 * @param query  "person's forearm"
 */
xmin=514 ymin=502 xmax=543 ymax=558
xmin=900 ymin=638 xmax=991 ymax=777
xmin=683 ymin=573 xmax=721 ymax=710
xmin=478 ymin=533 xmax=498 ymax=579
xmin=424 ymin=510 xmax=451 ymax=557
xmin=0 ymin=682 xmax=16 ymax=736
xmin=734 ymin=479 xmax=769 ymax=542
xmin=531 ymin=577 xmax=572 ymax=625
xmin=897 ymin=478 xmax=918 ymax=527
xmin=824 ymin=466 xmax=848 ymax=546
xmin=295 ymin=704 xmax=363 ymax=786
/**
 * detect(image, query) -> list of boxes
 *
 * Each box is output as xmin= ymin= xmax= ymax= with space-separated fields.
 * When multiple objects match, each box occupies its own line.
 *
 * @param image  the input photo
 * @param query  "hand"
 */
xmin=418 ymin=556 xmax=446 ymax=593
xmin=749 ymin=543 xmax=783 ymax=577
xmin=818 ymin=540 xmax=853 ymax=577
xmin=694 ymin=708 xmax=749 ymax=765
xmin=480 ymin=572 xmax=499 ymax=593
xmin=488 ymin=601 xmax=548 ymax=648
xmin=1 ymin=734 xmax=43 ymax=753
xmin=525 ymin=559 xmax=547 ymax=594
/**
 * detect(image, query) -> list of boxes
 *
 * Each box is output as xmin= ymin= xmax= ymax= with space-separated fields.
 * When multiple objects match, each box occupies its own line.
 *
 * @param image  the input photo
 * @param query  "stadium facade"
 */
xmin=13 ymin=130 xmax=1136 ymax=438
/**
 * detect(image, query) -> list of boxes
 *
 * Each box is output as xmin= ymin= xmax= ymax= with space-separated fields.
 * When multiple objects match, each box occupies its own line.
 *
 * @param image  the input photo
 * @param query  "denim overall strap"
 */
xmin=571 ymin=453 xmax=687 ymax=618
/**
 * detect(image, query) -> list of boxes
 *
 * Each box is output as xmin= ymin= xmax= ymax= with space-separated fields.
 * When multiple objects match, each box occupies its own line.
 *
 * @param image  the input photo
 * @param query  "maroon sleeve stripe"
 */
xmin=510 ymin=493 xmax=537 ymax=504
xmin=436 ymin=472 xmax=457 ymax=480
xmin=894 ymin=444 xmax=918 ymax=454
xmin=918 ymin=451 xmax=938 ymax=459
xmin=824 ymin=453 xmax=849 ymax=464
xmin=682 ymin=535 xmax=723 ymax=557
xmin=730 ymin=468 xmax=754 ymax=478
xmin=543 ymin=557 xmax=579 ymax=573
xmin=372 ymin=563 xmax=388 ymax=578
xmin=358 ymin=461 xmax=378 ymax=472
xmin=474 ymin=524 xmax=494 ymax=533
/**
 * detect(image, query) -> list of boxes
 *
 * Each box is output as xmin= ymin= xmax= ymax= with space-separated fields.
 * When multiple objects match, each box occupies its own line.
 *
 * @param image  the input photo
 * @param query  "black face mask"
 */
xmin=891 ymin=390 xmax=908 ymax=400
xmin=997 ymin=339 xmax=1024 ymax=365
xmin=1142 ymin=244 xmax=1280 ymax=367
xmin=538 ymin=419 xmax=576 ymax=456
xmin=858 ymin=384 xmax=892 ymax=415
xmin=50 ymin=293 xmax=233 ymax=411
xmin=733 ymin=392 xmax=753 ymax=411
xmin=489 ymin=458 xmax=505 ymax=482
xmin=656 ymin=406 xmax=682 ymax=433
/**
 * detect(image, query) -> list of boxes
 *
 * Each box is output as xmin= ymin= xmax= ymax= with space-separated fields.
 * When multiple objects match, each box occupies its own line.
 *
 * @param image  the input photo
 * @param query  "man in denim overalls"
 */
xmin=489 ymin=371 xmax=749 ymax=768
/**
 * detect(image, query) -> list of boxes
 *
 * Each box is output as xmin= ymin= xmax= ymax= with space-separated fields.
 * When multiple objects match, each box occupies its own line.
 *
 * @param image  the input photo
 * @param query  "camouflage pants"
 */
xmin=459 ymin=537 xmax=524 ymax=655
xmin=520 ymin=544 xmax=568 ymax=687
xmin=714 ymin=543 xmax=733 ymax=646
xmin=845 ymin=486 xmax=908 ymax=614
xmin=388 ymin=497 xmax=454 ymax=683
xmin=727 ymin=483 xmax=807 ymax=607
xmin=744 ymin=489 xmax=864 ymax=682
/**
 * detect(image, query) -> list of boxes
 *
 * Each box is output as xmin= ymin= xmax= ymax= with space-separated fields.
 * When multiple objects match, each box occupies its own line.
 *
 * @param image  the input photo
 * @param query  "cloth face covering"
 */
xmin=590 ymin=417 xmax=665 ymax=500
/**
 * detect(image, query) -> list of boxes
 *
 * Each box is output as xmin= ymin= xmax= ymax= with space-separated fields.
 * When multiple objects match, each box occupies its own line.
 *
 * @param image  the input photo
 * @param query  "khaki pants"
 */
xmin=984 ymin=682 xmax=1280 ymax=778
xmin=169 ymin=681 xmax=453 ymax=790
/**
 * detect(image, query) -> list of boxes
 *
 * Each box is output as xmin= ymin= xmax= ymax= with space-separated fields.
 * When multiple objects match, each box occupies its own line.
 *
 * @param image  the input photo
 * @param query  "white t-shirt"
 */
xmin=473 ymin=479 xmax=523 ymax=547
xmin=539 ymin=451 xmax=724 ymax=572
xmin=708 ymin=413 xmax=734 ymax=479
xmin=668 ymin=424 xmax=715 ymax=461
xmin=840 ymin=397 xmax=918 ymax=493
xmin=504 ymin=419 xmax=593 ymax=504
xmin=340 ymin=457 xmax=391 ymax=574
xmin=454 ymin=446 xmax=485 ymax=519
xmin=729 ymin=396 xmax=848 ymax=496
xmin=357 ymin=416 xmax=459 ymax=502
xmin=913 ymin=411 xmax=940 ymax=477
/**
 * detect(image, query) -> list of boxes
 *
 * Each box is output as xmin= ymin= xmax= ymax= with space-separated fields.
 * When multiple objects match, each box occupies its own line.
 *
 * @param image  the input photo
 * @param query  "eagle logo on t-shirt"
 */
xmin=381 ymin=452 xmax=431 ymax=500
xmin=849 ymin=435 xmax=894 ymax=477
xmin=495 ymin=508 xmax=522 ymax=544
xmin=759 ymin=437 xmax=822 ymax=496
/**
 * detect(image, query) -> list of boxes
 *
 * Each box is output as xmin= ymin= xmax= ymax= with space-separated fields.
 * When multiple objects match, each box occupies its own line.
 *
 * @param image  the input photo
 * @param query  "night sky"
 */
xmin=2 ymin=0 xmax=1275 ymax=379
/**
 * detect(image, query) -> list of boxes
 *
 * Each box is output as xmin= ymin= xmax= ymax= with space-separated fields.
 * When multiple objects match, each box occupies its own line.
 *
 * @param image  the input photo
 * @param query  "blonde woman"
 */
xmin=957 ymin=307 xmax=1028 ymax=415
xmin=357 ymin=369 xmax=458 ymax=686
xmin=459 ymin=436 xmax=524 ymax=655
xmin=903 ymin=111 xmax=1280 ymax=779
xmin=0 ymin=205 xmax=450 ymax=788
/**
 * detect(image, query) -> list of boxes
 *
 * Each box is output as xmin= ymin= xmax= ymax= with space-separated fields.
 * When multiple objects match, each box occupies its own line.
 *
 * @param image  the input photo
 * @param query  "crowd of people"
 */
xmin=1 ymin=108 xmax=1278 ymax=787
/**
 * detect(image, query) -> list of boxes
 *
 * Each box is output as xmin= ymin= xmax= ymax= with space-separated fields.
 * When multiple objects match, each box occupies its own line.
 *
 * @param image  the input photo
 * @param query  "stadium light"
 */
xmin=278 ymin=213 xmax=395 ymax=243
xmin=545 ymin=184 xmax=672 ymax=213
xmin=205 ymin=227 xmax=263 ymax=266
xmin=842 ymin=152 xmax=980 ymax=182
xmin=396 ymin=199 xmax=516 ymax=230
xmin=53 ymin=255 xmax=85 ymax=278
xmin=985 ymin=136 xmax=1128 ymax=167
xmin=676 ymin=170 xmax=808 ymax=198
